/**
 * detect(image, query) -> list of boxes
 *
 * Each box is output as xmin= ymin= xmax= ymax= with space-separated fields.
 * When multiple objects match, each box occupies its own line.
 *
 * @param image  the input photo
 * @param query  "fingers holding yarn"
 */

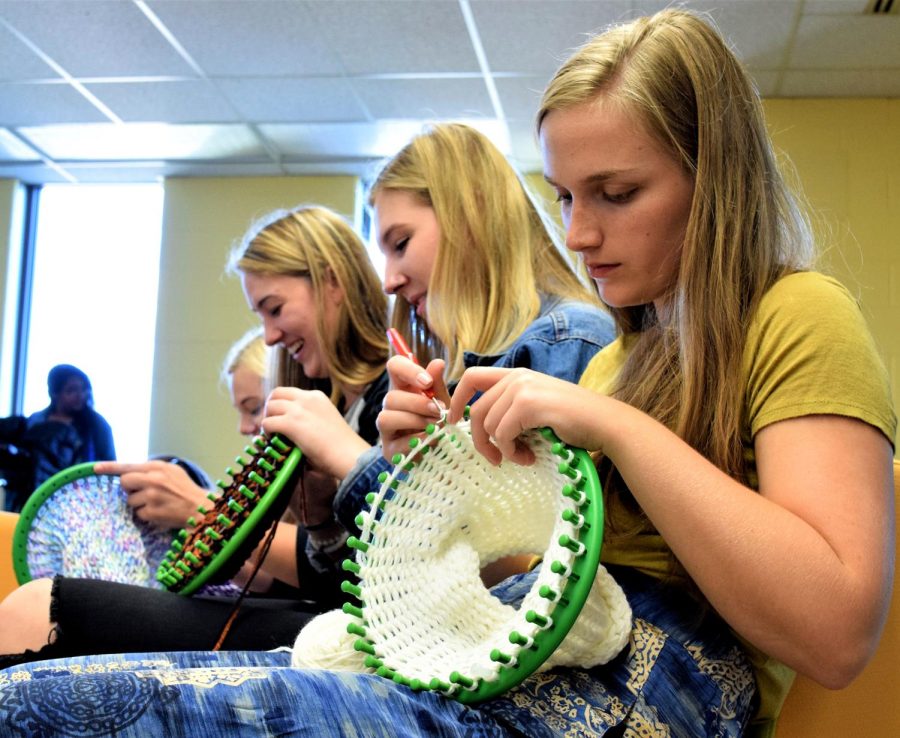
xmin=447 ymin=366 xmax=512 ymax=424
xmin=459 ymin=368 xmax=547 ymax=465
xmin=378 ymin=387 xmax=443 ymax=460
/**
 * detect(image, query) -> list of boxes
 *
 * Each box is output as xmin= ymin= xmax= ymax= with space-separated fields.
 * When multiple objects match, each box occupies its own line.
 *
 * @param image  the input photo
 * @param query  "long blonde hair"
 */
xmin=539 ymin=9 xmax=814 ymax=490
xmin=227 ymin=205 xmax=388 ymax=405
xmin=369 ymin=123 xmax=598 ymax=380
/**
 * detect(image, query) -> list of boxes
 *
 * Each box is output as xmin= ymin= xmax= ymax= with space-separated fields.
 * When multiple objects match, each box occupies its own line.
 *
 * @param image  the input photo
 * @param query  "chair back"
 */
xmin=0 ymin=511 xmax=19 ymax=599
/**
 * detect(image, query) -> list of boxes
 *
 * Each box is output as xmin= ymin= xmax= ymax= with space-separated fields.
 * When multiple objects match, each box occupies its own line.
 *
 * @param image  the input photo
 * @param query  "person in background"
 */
xmin=26 ymin=364 xmax=115 ymax=486
xmin=221 ymin=325 xmax=270 ymax=437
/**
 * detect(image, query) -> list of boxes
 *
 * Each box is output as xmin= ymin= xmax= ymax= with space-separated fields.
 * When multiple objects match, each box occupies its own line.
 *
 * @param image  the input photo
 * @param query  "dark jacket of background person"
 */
xmin=29 ymin=364 xmax=117 ymax=471
xmin=0 ymin=366 xmax=116 ymax=511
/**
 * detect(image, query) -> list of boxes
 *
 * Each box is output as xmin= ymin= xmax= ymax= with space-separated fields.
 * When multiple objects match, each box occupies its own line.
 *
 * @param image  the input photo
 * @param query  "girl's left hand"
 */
xmin=262 ymin=387 xmax=370 ymax=480
xmin=95 ymin=460 xmax=209 ymax=530
xmin=448 ymin=367 xmax=612 ymax=465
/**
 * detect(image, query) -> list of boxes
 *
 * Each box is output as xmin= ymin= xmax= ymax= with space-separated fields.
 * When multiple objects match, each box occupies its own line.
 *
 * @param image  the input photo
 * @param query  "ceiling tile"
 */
xmin=16 ymin=122 xmax=269 ymax=160
xmin=0 ymin=0 xmax=896 ymax=183
xmin=781 ymin=69 xmax=900 ymax=97
xmin=0 ymin=82 xmax=108 ymax=126
xmin=261 ymin=117 xmax=508 ymax=159
xmin=471 ymin=0 xmax=632 ymax=75
xmin=85 ymin=80 xmax=239 ymax=124
xmin=53 ymin=161 xmax=168 ymax=183
xmin=260 ymin=120 xmax=431 ymax=159
xmin=790 ymin=15 xmax=900 ymax=68
xmin=495 ymin=75 xmax=551 ymax=122
xmin=147 ymin=0 xmax=345 ymax=76
xmin=635 ymin=0 xmax=801 ymax=69
xmin=0 ymin=127 xmax=40 ymax=160
xmin=0 ymin=21 xmax=59 ymax=81
xmin=310 ymin=0 xmax=478 ymax=74
xmin=351 ymin=77 xmax=494 ymax=119
xmin=0 ymin=0 xmax=194 ymax=77
xmin=216 ymin=77 xmax=368 ymax=123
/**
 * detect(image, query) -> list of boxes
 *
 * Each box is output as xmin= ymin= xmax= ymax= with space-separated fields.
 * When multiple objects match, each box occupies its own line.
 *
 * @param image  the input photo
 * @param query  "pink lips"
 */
xmin=587 ymin=263 xmax=619 ymax=279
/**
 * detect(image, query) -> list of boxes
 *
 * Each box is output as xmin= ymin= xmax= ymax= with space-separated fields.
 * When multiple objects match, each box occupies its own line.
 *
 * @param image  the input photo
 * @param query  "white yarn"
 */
xmin=291 ymin=608 xmax=361 ymax=670
xmin=292 ymin=420 xmax=632 ymax=695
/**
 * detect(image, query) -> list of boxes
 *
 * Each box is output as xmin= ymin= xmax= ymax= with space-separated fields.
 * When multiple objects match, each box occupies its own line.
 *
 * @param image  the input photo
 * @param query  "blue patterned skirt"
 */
xmin=0 ymin=567 xmax=757 ymax=737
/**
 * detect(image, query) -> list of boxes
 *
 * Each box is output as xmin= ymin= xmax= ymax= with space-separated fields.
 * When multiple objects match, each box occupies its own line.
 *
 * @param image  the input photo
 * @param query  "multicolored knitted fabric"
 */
xmin=15 ymin=469 xmax=172 ymax=587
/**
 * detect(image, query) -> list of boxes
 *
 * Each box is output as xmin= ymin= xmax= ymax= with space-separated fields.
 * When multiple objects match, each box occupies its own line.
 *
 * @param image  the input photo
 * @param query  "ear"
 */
xmin=323 ymin=266 xmax=345 ymax=307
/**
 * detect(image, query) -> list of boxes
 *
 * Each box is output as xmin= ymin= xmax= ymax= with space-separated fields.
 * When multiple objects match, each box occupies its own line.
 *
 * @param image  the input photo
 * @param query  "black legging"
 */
xmin=0 ymin=575 xmax=323 ymax=669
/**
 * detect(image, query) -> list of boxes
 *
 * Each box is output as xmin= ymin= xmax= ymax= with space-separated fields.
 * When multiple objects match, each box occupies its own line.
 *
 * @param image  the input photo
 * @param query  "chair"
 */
xmin=776 ymin=460 xmax=900 ymax=736
xmin=0 ymin=511 xmax=19 ymax=600
xmin=0 ymin=442 xmax=35 ymax=513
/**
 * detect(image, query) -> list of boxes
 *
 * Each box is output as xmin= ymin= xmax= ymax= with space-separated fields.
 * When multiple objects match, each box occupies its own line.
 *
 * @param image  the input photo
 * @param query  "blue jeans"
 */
xmin=0 ymin=568 xmax=756 ymax=737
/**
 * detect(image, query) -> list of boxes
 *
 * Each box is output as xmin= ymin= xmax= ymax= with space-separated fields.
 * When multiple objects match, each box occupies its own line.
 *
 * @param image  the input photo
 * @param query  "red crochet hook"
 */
xmin=387 ymin=328 xmax=443 ymax=413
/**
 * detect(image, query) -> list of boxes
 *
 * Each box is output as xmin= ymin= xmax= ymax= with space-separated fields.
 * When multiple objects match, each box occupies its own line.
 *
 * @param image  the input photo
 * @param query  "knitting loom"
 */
xmin=156 ymin=434 xmax=303 ymax=595
xmin=12 ymin=462 xmax=174 ymax=587
xmin=317 ymin=419 xmax=631 ymax=704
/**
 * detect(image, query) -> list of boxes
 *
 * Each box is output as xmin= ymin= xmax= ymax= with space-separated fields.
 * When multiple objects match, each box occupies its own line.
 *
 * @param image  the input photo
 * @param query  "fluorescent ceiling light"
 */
xmin=15 ymin=123 xmax=266 ymax=161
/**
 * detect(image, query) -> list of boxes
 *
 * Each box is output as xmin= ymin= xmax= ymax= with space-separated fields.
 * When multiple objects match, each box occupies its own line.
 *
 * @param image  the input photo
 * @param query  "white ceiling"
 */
xmin=0 ymin=0 xmax=897 ymax=184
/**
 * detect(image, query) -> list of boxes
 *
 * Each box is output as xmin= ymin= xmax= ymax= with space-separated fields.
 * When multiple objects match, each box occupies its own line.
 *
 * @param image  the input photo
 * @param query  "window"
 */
xmin=355 ymin=178 xmax=385 ymax=280
xmin=20 ymin=183 xmax=164 ymax=461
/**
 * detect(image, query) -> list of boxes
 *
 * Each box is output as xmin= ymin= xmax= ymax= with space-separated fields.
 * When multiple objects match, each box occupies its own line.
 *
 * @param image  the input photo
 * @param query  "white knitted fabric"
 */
xmin=293 ymin=421 xmax=632 ymax=698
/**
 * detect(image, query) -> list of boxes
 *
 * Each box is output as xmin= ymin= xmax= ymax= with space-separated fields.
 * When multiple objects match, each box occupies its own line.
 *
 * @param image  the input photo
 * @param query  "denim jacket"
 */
xmin=333 ymin=296 xmax=615 ymax=533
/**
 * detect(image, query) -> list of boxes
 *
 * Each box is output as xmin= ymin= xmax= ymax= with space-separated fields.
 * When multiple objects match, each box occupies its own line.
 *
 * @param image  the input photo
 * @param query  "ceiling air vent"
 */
xmin=866 ymin=0 xmax=897 ymax=14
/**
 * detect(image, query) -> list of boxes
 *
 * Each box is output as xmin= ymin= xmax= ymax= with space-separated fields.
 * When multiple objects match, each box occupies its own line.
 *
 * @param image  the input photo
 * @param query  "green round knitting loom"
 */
xmin=155 ymin=433 xmax=303 ymax=595
xmin=12 ymin=462 xmax=173 ymax=587
xmin=329 ymin=418 xmax=631 ymax=704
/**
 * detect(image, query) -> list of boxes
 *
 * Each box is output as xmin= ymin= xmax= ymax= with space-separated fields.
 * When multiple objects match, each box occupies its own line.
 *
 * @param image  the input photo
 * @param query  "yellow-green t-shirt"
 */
xmin=578 ymin=272 xmax=896 ymax=735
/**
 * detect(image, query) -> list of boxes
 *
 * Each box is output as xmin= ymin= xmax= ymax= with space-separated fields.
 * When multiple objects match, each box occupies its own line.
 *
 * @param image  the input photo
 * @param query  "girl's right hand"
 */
xmin=377 ymin=355 xmax=450 ymax=460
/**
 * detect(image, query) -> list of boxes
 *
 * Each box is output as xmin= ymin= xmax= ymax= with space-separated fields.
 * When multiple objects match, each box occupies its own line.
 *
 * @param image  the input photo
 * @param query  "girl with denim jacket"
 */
xmin=332 ymin=122 xmax=615 ymax=541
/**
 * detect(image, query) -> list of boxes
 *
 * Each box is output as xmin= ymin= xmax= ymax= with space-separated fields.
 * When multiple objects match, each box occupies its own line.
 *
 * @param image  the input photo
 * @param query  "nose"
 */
xmin=382 ymin=261 xmax=407 ymax=295
xmin=261 ymin=320 xmax=282 ymax=347
xmin=564 ymin=201 xmax=602 ymax=255
xmin=239 ymin=412 xmax=260 ymax=437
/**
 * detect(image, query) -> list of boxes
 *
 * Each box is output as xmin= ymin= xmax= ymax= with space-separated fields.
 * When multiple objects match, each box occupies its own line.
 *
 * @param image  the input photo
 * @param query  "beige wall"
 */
xmin=763 ymin=99 xmax=900 ymax=438
xmin=149 ymin=176 xmax=357 ymax=476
